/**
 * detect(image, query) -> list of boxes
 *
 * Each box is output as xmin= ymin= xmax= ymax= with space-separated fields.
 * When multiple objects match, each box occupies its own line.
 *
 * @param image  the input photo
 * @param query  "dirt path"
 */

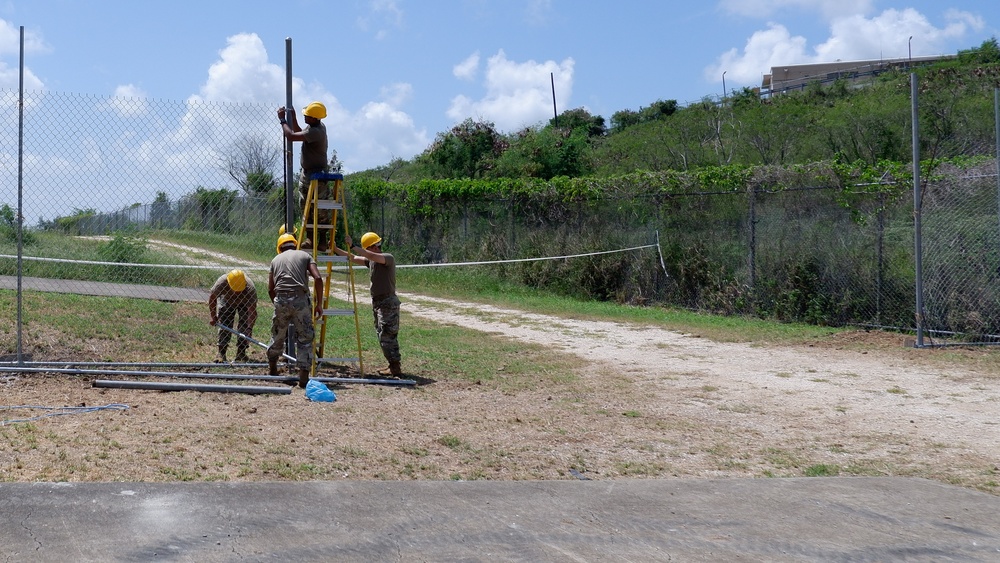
xmin=125 ymin=239 xmax=1000 ymax=466
xmin=10 ymin=239 xmax=991 ymax=486
xmin=401 ymin=293 xmax=1000 ymax=480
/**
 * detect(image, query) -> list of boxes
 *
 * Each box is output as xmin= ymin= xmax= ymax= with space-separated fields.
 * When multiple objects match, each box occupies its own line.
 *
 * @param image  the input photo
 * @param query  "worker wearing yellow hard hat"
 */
xmin=277 ymin=101 xmax=331 ymax=251
xmin=333 ymin=231 xmax=403 ymax=376
xmin=207 ymin=269 xmax=258 ymax=363
xmin=267 ymin=233 xmax=324 ymax=387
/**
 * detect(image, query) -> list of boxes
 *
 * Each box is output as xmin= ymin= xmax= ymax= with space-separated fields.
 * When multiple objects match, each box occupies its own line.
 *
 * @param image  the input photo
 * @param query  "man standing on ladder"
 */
xmin=268 ymin=233 xmax=324 ymax=387
xmin=335 ymin=232 xmax=403 ymax=376
xmin=277 ymin=101 xmax=330 ymax=251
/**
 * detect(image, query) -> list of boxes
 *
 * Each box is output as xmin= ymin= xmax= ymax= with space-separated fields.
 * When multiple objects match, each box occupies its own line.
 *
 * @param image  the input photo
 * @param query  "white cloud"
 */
xmin=347 ymin=98 xmax=429 ymax=169
xmin=0 ymin=19 xmax=49 ymax=56
xmin=705 ymin=6 xmax=985 ymax=86
xmin=178 ymin=32 xmax=428 ymax=171
xmin=356 ymin=0 xmax=404 ymax=40
xmin=108 ymin=84 xmax=150 ymax=117
xmin=0 ymin=19 xmax=48 ymax=90
xmin=447 ymin=49 xmax=574 ymax=132
xmin=380 ymin=82 xmax=412 ymax=107
xmin=525 ymin=0 xmax=554 ymax=26
xmin=195 ymin=33 xmax=286 ymax=104
xmin=453 ymin=52 xmax=480 ymax=81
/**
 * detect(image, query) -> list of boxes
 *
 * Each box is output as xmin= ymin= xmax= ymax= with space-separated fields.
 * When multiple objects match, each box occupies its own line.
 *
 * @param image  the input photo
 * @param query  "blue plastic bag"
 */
xmin=304 ymin=378 xmax=336 ymax=402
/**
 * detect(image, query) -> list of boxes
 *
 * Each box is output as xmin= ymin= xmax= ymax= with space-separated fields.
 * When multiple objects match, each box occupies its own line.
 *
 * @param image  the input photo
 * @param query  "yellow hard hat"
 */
xmin=360 ymin=232 xmax=382 ymax=249
xmin=226 ymin=269 xmax=247 ymax=292
xmin=303 ymin=101 xmax=327 ymax=120
xmin=276 ymin=233 xmax=297 ymax=254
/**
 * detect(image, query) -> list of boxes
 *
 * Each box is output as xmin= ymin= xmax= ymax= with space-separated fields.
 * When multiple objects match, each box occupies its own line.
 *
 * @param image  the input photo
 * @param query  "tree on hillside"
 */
xmin=192 ymin=186 xmax=238 ymax=233
xmin=550 ymin=107 xmax=606 ymax=137
xmin=731 ymin=90 xmax=819 ymax=166
xmin=958 ymin=37 xmax=1000 ymax=65
xmin=610 ymin=109 xmax=641 ymax=132
xmin=610 ymin=99 xmax=677 ymax=133
xmin=820 ymin=87 xmax=910 ymax=164
xmin=639 ymin=99 xmax=678 ymax=122
xmin=493 ymin=125 xmax=593 ymax=179
xmin=422 ymin=118 xmax=508 ymax=178
xmin=221 ymin=134 xmax=281 ymax=196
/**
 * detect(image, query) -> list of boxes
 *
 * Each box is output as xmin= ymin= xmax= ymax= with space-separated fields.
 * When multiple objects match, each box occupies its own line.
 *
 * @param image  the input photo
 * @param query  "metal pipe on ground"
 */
xmin=313 ymin=376 xmax=416 ymax=387
xmin=0 ymin=361 xmax=266 ymax=369
xmin=217 ymin=322 xmax=296 ymax=362
xmin=93 ymin=380 xmax=292 ymax=395
xmin=0 ymin=365 xmax=415 ymax=386
xmin=0 ymin=365 xmax=292 ymax=382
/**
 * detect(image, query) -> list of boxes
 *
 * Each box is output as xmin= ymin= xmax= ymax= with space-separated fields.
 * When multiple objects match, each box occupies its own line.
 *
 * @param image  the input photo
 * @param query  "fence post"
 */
xmin=15 ymin=25 xmax=24 ymax=365
xmin=995 ymin=88 xmax=999 ymax=269
xmin=911 ymin=73 xmax=924 ymax=347
xmin=748 ymin=183 xmax=757 ymax=290
xmin=876 ymin=193 xmax=885 ymax=324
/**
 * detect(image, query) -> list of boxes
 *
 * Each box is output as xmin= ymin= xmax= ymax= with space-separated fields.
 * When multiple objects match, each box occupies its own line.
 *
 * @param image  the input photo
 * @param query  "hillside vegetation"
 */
xmin=337 ymin=39 xmax=1000 ymax=335
xmin=352 ymin=39 xmax=1000 ymax=183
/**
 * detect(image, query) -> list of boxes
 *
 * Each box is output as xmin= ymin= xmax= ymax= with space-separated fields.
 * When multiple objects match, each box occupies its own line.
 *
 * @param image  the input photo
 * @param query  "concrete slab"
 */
xmin=2 ymin=478 xmax=999 ymax=562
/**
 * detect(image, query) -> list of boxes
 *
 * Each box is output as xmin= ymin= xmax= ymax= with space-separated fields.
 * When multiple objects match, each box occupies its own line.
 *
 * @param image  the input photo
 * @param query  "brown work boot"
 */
xmin=234 ymin=352 xmax=250 ymax=363
xmin=268 ymin=357 xmax=279 ymax=376
xmin=377 ymin=361 xmax=402 ymax=377
xmin=298 ymin=369 xmax=310 ymax=388
xmin=214 ymin=349 xmax=227 ymax=363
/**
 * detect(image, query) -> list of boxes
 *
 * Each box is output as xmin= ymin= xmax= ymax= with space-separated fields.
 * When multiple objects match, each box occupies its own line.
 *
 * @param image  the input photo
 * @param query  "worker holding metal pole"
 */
xmin=267 ymin=233 xmax=324 ymax=387
xmin=208 ymin=269 xmax=258 ymax=363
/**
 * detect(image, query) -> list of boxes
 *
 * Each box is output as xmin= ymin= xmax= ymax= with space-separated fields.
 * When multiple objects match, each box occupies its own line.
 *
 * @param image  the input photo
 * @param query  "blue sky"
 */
xmin=2 ymin=0 xmax=999 ymax=174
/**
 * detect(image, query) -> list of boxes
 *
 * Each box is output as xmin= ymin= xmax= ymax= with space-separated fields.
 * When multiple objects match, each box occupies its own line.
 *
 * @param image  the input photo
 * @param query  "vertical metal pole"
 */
xmin=16 ymin=26 xmax=24 ymax=365
xmin=284 ymin=38 xmax=295 ymax=233
xmin=748 ymin=185 xmax=756 ymax=289
xmin=991 ymin=86 xmax=1000 ymax=335
xmin=550 ymin=72 xmax=558 ymax=125
xmin=911 ymin=73 xmax=923 ymax=347
xmin=876 ymin=195 xmax=885 ymax=323
xmin=283 ymin=38 xmax=296 ymax=361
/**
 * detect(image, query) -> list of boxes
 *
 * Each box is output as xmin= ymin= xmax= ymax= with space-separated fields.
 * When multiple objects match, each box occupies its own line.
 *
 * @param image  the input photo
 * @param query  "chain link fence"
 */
xmin=2 ymin=87 xmax=999 ymax=360
xmin=919 ymin=161 xmax=1000 ymax=343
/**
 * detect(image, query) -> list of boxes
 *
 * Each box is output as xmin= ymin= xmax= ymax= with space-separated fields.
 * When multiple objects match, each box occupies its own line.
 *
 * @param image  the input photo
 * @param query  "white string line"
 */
xmin=0 ymin=254 xmax=269 ymax=272
xmin=1 ymin=244 xmax=657 ymax=271
xmin=396 ymin=244 xmax=658 ymax=268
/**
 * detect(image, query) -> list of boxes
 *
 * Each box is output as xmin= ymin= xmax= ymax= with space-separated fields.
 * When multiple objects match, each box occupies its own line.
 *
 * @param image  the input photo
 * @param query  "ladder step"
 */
xmin=309 ymin=172 xmax=344 ymax=182
xmin=317 ymin=255 xmax=348 ymax=263
xmin=317 ymin=200 xmax=343 ymax=210
xmin=322 ymin=308 xmax=356 ymax=316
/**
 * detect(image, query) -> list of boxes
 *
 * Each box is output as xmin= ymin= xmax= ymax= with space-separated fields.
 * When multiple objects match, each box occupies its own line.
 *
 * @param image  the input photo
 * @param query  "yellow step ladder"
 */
xmin=297 ymin=172 xmax=365 ymax=378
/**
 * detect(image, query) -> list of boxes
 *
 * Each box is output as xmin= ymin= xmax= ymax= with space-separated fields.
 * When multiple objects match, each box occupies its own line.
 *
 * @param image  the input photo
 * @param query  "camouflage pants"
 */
xmin=217 ymin=302 xmax=253 ymax=356
xmin=267 ymin=294 xmax=314 ymax=370
xmin=372 ymin=294 xmax=401 ymax=363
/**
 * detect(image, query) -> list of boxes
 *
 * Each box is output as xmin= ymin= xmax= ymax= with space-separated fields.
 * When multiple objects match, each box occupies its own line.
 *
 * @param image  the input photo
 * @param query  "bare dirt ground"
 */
xmin=3 ymin=241 xmax=998 ymax=489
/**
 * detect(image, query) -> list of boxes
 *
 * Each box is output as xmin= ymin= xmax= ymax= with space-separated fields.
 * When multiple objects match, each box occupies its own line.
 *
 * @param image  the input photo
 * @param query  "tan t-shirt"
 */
xmin=366 ymin=253 xmax=396 ymax=297
xmin=270 ymin=250 xmax=316 ymax=295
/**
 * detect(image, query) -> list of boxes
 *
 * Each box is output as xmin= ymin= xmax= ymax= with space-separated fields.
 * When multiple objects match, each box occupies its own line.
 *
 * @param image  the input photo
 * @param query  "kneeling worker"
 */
xmin=334 ymin=231 xmax=402 ymax=376
xmin=208 ymin=269 xmax=257 ymax=363
xmin=267 ymin=233 xmax=324 ymax=387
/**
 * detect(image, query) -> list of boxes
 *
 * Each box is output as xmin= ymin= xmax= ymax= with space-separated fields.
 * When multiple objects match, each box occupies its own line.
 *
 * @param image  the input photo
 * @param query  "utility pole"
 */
xmin=550 ymin=72 xmax=558 ymax=126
